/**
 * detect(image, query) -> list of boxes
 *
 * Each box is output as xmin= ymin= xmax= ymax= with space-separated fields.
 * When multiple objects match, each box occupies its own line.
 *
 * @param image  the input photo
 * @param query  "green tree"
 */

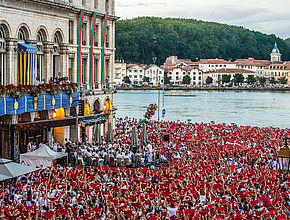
xmin=123 ymin=76 xmax=131 ymax=84
xmin=246 ymin=75 xmax=256 ymax=84
xmin=232 ymin=74 xmax=244 ymax=85
xmin=182 ymin=75 xmax=191 ymax=85
xmin=164 ymin=74 xmax=171 ymax=85
xmin=257 ymin=77 xmax=266 ymax=85
xmin=142 ymin=76 xmax=150 ymax=83
xmin=206 ymin=76 xmax=213 ymax=84
xmin=268 ymin=77 xmax=277 ymax=84
xmin=278 ymin=76 xmax=288 ymax=84
xmin=222 ymin=75 xmax=231 ymax=84
xmin=116 ymin=17 xmax=290 ymax=65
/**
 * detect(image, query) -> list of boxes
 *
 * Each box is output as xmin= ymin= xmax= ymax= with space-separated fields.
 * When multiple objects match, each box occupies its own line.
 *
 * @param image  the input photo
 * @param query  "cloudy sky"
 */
xmin=116 ymin=0 xmax=290 ymax=39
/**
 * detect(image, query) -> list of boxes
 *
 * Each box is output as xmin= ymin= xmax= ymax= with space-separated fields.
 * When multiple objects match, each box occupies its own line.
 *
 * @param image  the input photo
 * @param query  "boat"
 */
xmin=165 ymin=94 xmax=196 ymax=97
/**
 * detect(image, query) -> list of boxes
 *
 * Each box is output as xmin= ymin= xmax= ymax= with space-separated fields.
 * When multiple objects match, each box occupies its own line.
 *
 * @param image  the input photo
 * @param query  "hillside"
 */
xmin=285 ymin=38 xmax=290 ymax=47
xmin=116 ymin=17 xmax=290 ymax=65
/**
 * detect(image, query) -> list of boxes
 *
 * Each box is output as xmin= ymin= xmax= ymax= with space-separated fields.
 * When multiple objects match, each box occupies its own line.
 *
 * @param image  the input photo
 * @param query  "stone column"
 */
xmin=6 ymin=40 xmax=17 ymax=85
xmin=45 ymin=43 xmax=54 ymax=83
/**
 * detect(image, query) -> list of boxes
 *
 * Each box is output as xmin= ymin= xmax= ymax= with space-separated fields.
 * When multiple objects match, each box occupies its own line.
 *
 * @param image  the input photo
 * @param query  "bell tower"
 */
xmin=270 ymin=43 xmax=281 ymax=63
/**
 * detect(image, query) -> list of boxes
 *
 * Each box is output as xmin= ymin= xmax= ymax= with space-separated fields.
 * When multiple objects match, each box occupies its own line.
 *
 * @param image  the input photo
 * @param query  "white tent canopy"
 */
xmin=20 ymin=145 xmax=67 ymax=168
xmin=0 ymin=158 xmax=38 ymax=182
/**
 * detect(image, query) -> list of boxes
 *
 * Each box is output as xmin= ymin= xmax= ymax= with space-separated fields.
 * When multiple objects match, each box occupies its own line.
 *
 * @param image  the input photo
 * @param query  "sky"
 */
xmin=116 ymin=0 xmax=290 ymax=39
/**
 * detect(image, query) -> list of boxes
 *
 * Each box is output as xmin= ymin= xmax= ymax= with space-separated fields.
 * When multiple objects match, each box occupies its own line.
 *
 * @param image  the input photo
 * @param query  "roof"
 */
xmin=200 ymin=59 xmax=234 ymax=65
xmin=266 ymin=63 xmax=290 ymax=70
xmin=234 ymin=59 xmax=271 ymax=67
xmin=126 ymin=64 xmax=138 ymax=70
xmin=186 ymin=62 xmax=201 ymax=65
xmin=205 ymin=68 xmax=256 ymax=74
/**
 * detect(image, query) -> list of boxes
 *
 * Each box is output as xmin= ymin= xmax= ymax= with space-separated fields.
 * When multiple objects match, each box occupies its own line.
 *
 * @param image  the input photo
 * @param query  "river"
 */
xmin=115 ymin=90 xmax=290 ymax=128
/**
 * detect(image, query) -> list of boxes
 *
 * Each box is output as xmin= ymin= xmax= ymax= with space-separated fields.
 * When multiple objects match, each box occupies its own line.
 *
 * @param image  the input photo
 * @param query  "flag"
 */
xmin=226 ymin=138 xmax=242 ymax=149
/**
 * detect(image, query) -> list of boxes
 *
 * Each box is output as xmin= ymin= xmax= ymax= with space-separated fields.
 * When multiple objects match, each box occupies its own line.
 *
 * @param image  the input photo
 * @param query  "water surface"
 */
xmin=115 ymin=90 xmax=290 ymax=128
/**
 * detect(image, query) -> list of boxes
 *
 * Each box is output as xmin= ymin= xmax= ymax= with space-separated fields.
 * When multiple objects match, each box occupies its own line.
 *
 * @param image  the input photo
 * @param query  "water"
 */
xmin=115 ymin=90 xmax=290 ymax=128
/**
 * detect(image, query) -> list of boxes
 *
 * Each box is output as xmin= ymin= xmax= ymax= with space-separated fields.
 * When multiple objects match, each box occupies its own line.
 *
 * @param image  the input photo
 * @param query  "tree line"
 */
xmin=116 ymin=17 xmax=290 ymax=66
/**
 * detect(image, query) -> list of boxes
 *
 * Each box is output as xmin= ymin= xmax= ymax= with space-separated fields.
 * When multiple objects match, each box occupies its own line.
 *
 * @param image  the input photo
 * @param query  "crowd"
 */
xmin=1 ymin=118 xmax=289 ymax=219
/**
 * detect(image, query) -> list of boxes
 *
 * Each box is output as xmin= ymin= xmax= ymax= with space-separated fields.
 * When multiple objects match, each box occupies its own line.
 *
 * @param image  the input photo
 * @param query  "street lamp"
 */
xmin=278 ymin=137 xmax=290 ymax=172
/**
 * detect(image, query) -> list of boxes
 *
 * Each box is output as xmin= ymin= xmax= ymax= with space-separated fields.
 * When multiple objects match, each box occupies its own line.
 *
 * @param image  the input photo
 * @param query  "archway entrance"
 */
xmin=94 ymin=99 xmax=101 ymax=114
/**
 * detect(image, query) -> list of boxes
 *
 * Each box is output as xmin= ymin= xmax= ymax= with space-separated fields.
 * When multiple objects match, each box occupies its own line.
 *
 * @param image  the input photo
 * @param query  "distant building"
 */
xmin=263 ymin=62 xmax=290 ymax=85
xmin=203 ymin=69 xmax=255 ymax=85
xmin=126 ymin=64 xmax=144 ymax=84
xmin=144 ymin=64 xmax=164 ymax=85
xmin=234 ymin=58 xmax=271 ymax=77
xmin=164 ymin=56 xmax=191 ymax=71
xmin=114 ymin=60 xmax=127 ymax=85
xmin=167 ymin=65 xmax=203 ymax=85
xmin=270 ymin=43 xmax=282 ymax=63
xmin=198 ymin=59 xmax=237 ymax=72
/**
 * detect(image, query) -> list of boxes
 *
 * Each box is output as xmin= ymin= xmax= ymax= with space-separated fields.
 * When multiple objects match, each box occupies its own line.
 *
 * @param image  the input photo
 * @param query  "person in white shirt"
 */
xmin=167 ymin=203 xmax=178 ymax=218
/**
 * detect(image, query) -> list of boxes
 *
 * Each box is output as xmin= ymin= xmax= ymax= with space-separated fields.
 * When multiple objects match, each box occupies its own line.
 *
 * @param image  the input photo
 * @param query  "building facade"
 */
xmin=234 ymin=58 xmax=271 ymax=77
xmin=198 ymin=59 xmax=237 ymax=72
xmin=203 ymin=69 xmax=255 ymax=85
xmin=0 ymin=0 xmax=118 ymax=160
xmin=126 ymin=64 xmax=144 ymax=84
xmin=144 ymin=64 xmax=164 ymax=86
xmin=263 ymin=62 xmax=290 ymax=85
xmin=114 ymin=60 xmax=126 ymax=85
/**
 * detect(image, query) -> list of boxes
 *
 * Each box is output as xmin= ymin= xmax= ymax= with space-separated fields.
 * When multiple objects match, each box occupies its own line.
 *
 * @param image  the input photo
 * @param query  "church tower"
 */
xmin=270 ymin=43 xmax=281 ymax=62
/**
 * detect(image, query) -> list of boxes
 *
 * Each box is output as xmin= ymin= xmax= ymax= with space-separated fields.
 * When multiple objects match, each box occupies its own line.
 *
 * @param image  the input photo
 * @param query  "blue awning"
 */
xmin=17 ymin=43 xmax=38 ymax=53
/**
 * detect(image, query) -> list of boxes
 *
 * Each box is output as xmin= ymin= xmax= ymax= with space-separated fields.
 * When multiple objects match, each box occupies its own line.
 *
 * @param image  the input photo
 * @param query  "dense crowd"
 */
xmin=1 ymin=118 xmax=289 ymax=219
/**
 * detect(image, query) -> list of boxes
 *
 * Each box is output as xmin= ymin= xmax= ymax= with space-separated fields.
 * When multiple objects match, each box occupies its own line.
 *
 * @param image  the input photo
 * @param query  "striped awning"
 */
xmin=17 ymin=44 xmax=38 ymax=85
xmin=17 ymin=43 xmax=38 ymax=53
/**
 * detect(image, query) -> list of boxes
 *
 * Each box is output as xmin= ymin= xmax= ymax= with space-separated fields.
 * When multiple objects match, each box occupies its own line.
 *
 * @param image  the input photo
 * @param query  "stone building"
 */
xmin=0 ymin=0 xmax=118 ymax=160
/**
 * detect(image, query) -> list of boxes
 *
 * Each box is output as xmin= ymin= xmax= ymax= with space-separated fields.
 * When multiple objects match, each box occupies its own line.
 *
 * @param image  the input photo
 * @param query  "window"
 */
xmin=53 ymin=33 xmax=61 ymax=78
xmin=69 ymin=21 xmax=74 ymax=44
xmin=139 ymin=75 xmax=142 ymax=78
xmin=94 ymin=59 xmax=99 ymax=88
xmin=129 ymin=75 xmax=132 ymax=78
xmin=94 ymin=0 xmax=98 ymax=9
xmin=82 ymin=0 xmax=86 ymax=6
xmin=82 ymin=23 xmax=87 ymax=45
xmin=193 ymin=76 xmax=196 ymax=80
xmin=18 ymin=27 xmax=28 ymax=42
xmin=105 ymin=27 xmax=109 ymax=47
xmin=68 ymin=58 xmax=74 ymax=82
xmin=134 ymin=75 xmax=137 ymax=78
xmin=82 ymin=58 xmax=87 ymax=84
xmin=199 ymin=76 xmax=202 ymax=80
xmin=94 ymin=24 xmax=98 ymax=47
xmin=176 ymin=72 xmax=179 ymax=75
xmin=134 ymin=70 xmax=137 ymax=72
xmin=139 ymin=70 xmax=142 ymax=73
xmin=0 ymin=25 xmax=5 ymax=85
xmin=36 ymin=30 xmax=45 ymax=82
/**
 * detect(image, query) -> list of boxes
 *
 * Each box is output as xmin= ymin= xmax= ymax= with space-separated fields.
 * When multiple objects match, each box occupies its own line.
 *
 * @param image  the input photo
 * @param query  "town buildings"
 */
xmin=234 ymin=58 xmax=271 ymax=77
xmin=114 ymin=60 xmax=126 ymax=85
xmin=203 ymin=69 xmax=256 ymax=85
xmin=0 ymin=0 xmax=118 ymax=160
xmin=126 ymin=64 xmax=144 ymax=84
xmin=144 ymin=64 xmax=164 ymax=86
xmin=263 ymin=62 xmax=290 ymax=83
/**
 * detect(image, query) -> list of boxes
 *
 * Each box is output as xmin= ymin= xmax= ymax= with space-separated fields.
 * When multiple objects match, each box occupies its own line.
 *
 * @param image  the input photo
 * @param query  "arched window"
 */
xmin=0 ymin=25 xmax=6 ymax=85
xmin=18 ymin=26 xmax=29 ymax=42
xmin=36 ymin=29 xmax=46 ymax=83
xmin=53 ymin=32 xmax=62 ymax=79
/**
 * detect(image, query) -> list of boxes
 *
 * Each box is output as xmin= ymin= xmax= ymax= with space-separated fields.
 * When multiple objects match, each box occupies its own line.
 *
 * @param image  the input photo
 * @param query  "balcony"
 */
xmin=0 ymin=84 xmax=79 ymax=117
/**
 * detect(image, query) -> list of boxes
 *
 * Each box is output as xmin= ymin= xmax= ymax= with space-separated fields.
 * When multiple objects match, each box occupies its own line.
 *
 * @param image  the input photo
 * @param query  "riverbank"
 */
xmin=116 ymin=86 xmax=290 ymax=92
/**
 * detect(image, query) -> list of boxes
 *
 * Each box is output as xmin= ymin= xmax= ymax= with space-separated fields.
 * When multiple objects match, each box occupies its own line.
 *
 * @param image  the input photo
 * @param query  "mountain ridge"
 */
xmin=116 ymin=17 xmax=290 ymax=65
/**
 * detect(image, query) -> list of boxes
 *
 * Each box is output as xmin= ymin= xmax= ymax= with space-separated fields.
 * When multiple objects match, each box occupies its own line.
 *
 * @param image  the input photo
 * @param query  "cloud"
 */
xmin=116 ymin=0 xmax=290 ymax=38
